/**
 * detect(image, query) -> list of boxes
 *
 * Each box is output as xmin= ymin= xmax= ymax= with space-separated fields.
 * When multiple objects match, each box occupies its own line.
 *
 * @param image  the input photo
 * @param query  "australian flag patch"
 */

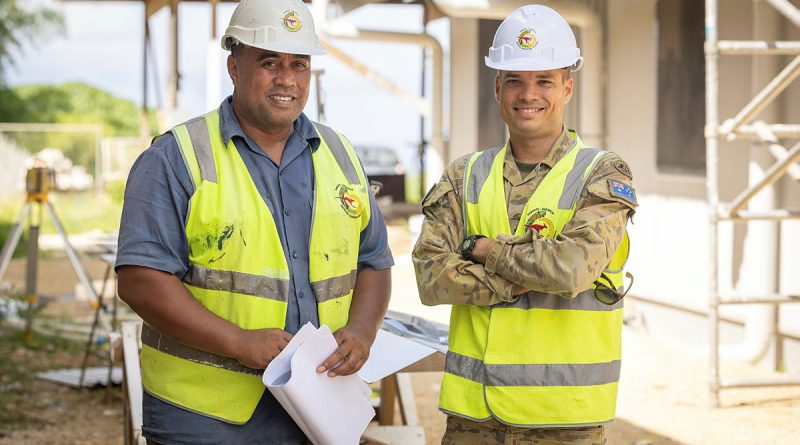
xmin=609 ymin=179 xmax=637 ymax=205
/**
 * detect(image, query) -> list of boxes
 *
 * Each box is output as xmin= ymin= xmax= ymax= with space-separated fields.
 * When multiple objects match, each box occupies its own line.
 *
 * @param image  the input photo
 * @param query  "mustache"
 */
xmin=267 ymin=90 xmax=297 ymax=97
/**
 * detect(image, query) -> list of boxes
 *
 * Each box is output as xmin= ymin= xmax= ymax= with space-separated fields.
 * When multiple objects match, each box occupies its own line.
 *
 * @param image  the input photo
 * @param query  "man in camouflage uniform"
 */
xmin=412 ymin=5 xmax=636 ymax=445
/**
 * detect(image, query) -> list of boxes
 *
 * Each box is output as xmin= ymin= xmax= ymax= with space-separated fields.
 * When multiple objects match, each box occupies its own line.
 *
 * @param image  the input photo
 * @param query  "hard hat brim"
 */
xmin=485 ymin=56 xmax=581 ymax=72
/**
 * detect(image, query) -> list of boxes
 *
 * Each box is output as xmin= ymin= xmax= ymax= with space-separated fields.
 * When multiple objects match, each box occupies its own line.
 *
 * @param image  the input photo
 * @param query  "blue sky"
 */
xmin=8 ymin=1 xmax=450 ymax=170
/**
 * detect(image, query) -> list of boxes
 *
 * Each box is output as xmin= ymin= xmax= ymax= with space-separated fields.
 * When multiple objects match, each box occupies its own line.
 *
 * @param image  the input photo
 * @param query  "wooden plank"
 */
xmin=362 ymin=425 xmax=425 ymax=445
xmin=121 ymin=321 xmax=144 ymax=445
xmin=395 ymin=373 xmax=418 ymax=426
xmin=398 ymin=351 xmax=445 ymax=373
xmin=378 ymin=374 xmax=398 ymax=425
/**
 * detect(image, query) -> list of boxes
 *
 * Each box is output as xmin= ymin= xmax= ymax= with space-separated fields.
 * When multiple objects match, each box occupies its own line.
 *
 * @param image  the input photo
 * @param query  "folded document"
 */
xmin=262 ymin=322 xmax=437 ymax=445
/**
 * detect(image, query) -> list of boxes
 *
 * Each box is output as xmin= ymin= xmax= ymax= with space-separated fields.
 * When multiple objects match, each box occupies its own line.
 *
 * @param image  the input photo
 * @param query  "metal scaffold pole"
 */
xmin=704 ymin=0 xmax=721 ymax=409
xmin=706 ymin=0 xmax=800 ymax=407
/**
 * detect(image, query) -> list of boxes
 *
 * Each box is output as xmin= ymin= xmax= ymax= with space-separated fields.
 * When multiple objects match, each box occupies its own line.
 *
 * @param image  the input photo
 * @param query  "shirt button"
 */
xmin=285 ymin=209 xmax=291 ymax=216
xmin=292 ymin=250 xmax=298 ymax=259
xmin=298 ymin=291 xmax=304 ymax=299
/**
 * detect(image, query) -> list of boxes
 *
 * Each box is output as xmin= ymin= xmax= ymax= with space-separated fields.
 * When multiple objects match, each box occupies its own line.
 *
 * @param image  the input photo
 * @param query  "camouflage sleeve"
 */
xmin=412 ymin=160 xmax=515 ymax=306
xmin=483 ymin=153 xmax=637 ymax=299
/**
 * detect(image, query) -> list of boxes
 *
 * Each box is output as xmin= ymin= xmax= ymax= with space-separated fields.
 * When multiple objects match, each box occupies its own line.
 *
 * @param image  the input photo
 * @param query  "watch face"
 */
xmin=461 ymin=237 xmax=472 ymax=254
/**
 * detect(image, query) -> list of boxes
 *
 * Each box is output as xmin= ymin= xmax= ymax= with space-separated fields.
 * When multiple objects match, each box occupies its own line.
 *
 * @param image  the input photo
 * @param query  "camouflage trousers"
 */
xmin=441 ymin=416 xmax=607 ymax=445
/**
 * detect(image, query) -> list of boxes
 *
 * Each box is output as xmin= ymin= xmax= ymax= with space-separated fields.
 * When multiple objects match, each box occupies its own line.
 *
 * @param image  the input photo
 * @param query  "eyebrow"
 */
xmin=255 ymin=52 xmax=310 ymax=62
xmin=503 ymin=73 xmax=555 ymax=80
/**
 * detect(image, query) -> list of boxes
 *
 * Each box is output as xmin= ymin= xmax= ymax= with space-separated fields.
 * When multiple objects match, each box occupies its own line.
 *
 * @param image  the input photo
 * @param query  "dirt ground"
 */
xmin=1 ymin=229 xmax=800 ymax=445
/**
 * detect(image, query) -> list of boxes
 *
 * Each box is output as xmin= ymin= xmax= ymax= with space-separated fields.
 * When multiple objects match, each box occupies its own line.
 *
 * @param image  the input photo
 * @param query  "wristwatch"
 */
xmin=460 ymin=235 xmax=486 ymax=263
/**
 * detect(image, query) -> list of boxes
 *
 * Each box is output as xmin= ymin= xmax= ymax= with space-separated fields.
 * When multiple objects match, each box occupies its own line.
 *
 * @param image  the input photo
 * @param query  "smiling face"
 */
xmin=495 ymin=69 xmax=573 ymax=143
xmin=227 ymin=44 xmax=311 ymax=134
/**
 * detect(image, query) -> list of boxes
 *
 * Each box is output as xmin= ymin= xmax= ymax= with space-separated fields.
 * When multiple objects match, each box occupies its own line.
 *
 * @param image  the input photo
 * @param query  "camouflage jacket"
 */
xmin=412 ymin=130 xmax=637 ymax=306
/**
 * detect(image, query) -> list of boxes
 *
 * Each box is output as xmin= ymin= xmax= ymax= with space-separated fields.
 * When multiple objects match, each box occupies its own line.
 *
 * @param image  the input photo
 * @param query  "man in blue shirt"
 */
xmin=115 ymin=1 xmax=393 ymax=443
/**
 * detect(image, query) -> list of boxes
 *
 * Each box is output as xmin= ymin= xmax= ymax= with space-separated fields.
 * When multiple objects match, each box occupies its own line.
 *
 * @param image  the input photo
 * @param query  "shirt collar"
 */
xmin=217 ymin=96 xmax=321 ymax=151
xmin=503 ymin=128 xmax=576 ymax=183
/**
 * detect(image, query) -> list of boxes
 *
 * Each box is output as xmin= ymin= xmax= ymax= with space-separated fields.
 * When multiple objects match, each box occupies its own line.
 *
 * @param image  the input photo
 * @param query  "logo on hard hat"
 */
xmin=282 ymin=11 xmax=302 ymax=32
xmin=335 ymin=184 xmax=363 ymax=219
xmin=524 ymin=208 xmax=554 ymax=238
xmin=516 ymin=28 xmax=538 ymax=50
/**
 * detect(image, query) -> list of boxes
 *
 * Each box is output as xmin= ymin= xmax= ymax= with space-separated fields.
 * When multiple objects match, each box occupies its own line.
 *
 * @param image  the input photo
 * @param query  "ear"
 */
xmin=227 ymin=54 xmax=238 ymax=86
xmin=563 ymin=76 xmax=574 ymax=104
xmin=494 ymin=73 xmax=501 ymax=103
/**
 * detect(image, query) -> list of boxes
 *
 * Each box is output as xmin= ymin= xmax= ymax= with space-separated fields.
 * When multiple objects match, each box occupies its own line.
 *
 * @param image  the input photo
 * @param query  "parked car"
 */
xmin=354 ymin=145 xmax=406 ymax=203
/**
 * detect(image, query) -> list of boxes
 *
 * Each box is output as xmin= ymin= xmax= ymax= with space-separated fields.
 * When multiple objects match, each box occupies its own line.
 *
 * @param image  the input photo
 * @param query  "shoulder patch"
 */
xmin=608 ymin=179 xmax=637 ymax=205
xmin=613 ymin=160 xmax=633 ymax=179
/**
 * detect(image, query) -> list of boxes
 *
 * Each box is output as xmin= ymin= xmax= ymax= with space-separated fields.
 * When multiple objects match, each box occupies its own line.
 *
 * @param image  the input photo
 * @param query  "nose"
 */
xmin=519 ymin=82 xmax=539 ymax=102
xmin=274 ymin=62 xmax=296 ymax=88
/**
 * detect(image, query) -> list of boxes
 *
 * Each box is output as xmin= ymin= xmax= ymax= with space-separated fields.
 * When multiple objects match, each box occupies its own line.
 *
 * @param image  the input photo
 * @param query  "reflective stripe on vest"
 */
xmin=140 ymin=110 xmax=369 ymax=424
xmin=441 ymin=132 xmax=626 ymax=427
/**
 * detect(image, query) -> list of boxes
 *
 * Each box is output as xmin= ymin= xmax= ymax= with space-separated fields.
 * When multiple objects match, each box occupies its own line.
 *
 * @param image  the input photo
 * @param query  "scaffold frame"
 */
xmin=705 ymin=0 xmax=800 ymax=407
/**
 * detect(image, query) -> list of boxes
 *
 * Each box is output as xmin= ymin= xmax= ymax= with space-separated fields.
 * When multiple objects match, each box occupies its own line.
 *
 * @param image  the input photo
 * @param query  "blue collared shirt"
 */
xmin=117 ymin=97 xmax=393 ymax=332
xmin=116 ymin=97 xmax=393 ymax=443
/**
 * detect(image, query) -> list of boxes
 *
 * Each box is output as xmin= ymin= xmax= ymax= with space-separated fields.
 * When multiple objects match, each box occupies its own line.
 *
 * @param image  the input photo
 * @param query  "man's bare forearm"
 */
xmin=117 ymin=265 xmax=291 ymax=368
xmin=347 ymin=267 xmax=391 ymax=337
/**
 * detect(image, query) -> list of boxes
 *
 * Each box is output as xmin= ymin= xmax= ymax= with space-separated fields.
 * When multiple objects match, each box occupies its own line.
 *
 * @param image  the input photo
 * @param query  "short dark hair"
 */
xmin=230 ymin=42 xmax=242 ymax=58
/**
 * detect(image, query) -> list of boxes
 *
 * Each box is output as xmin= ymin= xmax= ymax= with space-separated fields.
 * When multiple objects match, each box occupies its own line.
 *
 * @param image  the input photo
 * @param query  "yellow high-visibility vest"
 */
xmin=442 ymin=132 xmax=629 ymax=427
xmin=140 ymin=110 xmax=370 ymax=424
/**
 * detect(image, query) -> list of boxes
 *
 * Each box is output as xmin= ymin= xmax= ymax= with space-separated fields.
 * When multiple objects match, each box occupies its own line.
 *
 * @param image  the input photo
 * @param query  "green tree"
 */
xmin=0 ymin=0 xmax=64 ymax=85
xmin=3 ymin=82 xmax=157 ymax=167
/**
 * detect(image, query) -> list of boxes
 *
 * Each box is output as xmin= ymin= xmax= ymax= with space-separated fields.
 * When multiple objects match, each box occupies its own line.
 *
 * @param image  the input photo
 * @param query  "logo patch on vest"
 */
xmin=609 ymin=179 xmax=637 ymax=205
xmin=282 ymin=11 xmax=301 ymax=32
xmin=335 ymin=184 xmax=363 ymax=218
xmin=524 ymin=208 xmax=555 ymax=238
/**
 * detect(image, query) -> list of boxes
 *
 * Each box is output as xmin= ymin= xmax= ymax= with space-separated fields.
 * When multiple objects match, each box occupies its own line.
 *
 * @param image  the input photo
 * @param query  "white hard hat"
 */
xmin=485 ymin=5 xmax=583 ymax=72
xmin=221 ymin=0 xmax=325 ymax=56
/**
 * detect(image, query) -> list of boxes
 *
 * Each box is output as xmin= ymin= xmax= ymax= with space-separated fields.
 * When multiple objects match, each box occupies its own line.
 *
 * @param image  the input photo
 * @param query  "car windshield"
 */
xmin=354 ymin=146 xmax=401 ymax=176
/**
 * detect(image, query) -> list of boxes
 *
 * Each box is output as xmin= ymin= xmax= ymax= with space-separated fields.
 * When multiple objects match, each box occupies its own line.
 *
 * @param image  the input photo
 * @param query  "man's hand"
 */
xmin=234 ymin=328 xmax=293 ymax=369
xmin=470 ymin=237 xmax=493 ymax=264
xmin=316 ymin=323 xmax=376 ymax=377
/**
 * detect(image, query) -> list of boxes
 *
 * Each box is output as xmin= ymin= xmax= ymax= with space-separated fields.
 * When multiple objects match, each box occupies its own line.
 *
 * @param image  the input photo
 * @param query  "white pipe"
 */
xmin=319 ymin=20 xmax=446 ymax=162
xmin=720 ymin=149 xmax=779 ymax=365
xmin=430 ymin=0 xmax=605 ymax=147
xmin=719 ymin=0 xmax=781 ymax=367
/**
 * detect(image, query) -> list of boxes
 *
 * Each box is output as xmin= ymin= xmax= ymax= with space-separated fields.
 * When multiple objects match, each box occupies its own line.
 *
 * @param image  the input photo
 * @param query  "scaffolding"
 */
xmin=705 ymin=0 xmax=800 ymax=407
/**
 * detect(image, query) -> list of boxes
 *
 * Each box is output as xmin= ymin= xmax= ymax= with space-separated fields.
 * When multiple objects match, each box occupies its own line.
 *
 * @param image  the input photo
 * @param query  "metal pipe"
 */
xmin=720 ymin=376 xmax=800 ymax=388
xmin=320 ymin=27 xmax=446 ymax=163
xmin=752 ymin=123 xmax=800 ymax=180
xmin=723 ymin=210 xmax=800 ymax=221
xmin=0 ymin=204 xmax=28 ymax=283
xmin=167 ymin=0 xmax=179 ymax=111
xmin=210 ymin=0 xmax=217 ymax=39
xmin=719 ymin=55 xmax=800 ymax=136
xmin=319 ymin=39 xmax=430 ymax=116
xmin=717 ymin=0 xmax=783 ymax=377
xmin=704 ymin=0 xmax=721 ymax=409
xmin=24 ymin=204 xmax=41 ymax=342
xmin=718 ymin=294 xmax=800 ymax=304
xmin=765 ymin=0 xmax=800 ymax=28
xmin=718 ymin=40 xmax=800 ymax=55
xmin=728 ymin=123 xmax=800 ymax=139
xmin=45 ymin=202 xmax=111 ymax=334
xmin=627 ymin=294 xmax=800 ymax=343
xmin=142 ymin=6 xmax=149 ymax=138
xmin=775 ymin=304 xmax=784 ymax=372
xmin=728 ymin=142 xmax=800 ymax=215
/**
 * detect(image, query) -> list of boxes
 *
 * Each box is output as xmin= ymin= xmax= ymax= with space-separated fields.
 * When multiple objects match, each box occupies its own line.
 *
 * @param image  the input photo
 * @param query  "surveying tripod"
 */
xmin=0 ymin=167 xmax=112 ymax=357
